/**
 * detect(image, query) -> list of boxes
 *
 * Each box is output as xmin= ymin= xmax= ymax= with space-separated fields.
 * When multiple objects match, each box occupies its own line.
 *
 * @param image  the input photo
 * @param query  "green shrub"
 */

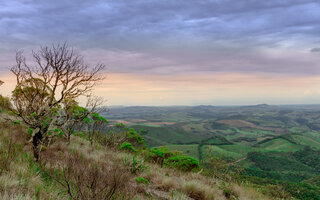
xmin=135 ymin=176 xmax=149 ymax=185
xmin=146 ymin=146 xmax=175 ymax=165
xmin=120 ymin=142 xmax=137 ymax=152
xmin=127 ymin=128 xmax=145 ymax=145
xmin=151 ymin=146 xmax=173 ymax=158
xmin=115 ymin=123 xmax=126 ymax=128
xmin=140 ymin=129 xmax=147 ymax=134
xmin=12 ymin=120 xmax=22 ymax=125
xmin=164 ymin=156 xmax=199 ymax=172
xmin=151 ymin=148 xmax=165 ymax=158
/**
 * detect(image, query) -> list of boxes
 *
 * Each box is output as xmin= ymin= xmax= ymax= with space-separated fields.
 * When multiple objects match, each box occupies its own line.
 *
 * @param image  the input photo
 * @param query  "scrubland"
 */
xmin=0 ymin=115 xmax=280 ymax=200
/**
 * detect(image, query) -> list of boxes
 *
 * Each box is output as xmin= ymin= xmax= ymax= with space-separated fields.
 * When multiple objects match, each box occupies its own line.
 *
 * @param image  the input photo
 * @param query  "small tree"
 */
xmin=63 ymin=99 xmax=89 ymax=142
xmin=62 ymin=96 xmax=104 ymax=143
xmin=10 ymin=43 xmax=105 ymax=161
xmin=85 ymin=112 xmax=109 ymax=146
xmin=0 ymin=80 xmax=3 ymax=86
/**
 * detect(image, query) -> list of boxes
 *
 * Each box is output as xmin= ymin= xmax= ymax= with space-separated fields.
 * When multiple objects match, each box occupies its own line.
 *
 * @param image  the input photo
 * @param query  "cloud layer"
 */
xmin=1 ymin=0 xmax=320 ymax=75
xmin=1 ymin=0 xmax=320 ymax=105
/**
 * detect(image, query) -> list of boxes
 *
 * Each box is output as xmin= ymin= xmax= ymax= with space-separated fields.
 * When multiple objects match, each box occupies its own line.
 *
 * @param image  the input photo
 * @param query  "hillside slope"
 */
xmin=0 ymin=118 xmax=282 ymax=200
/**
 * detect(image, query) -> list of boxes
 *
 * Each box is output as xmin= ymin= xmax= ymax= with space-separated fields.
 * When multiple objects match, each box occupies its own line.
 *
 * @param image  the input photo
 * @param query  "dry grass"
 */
xmin=232 ymin=184 xmax=270 ymax=200
xmin=0 ymin=122 xmax=65 ymax=199
xmin=0 ymin=118 xmax=278 ymax=200
xmin=43 ymin=153 xmax=134 ymax=199
xmin=182 ymin=180 xmax=217 ymax=199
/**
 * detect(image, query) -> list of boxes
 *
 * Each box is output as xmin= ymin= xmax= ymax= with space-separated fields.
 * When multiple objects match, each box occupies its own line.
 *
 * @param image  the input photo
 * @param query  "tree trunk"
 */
xmin=32 ymin=131 xmax=43 ymax=162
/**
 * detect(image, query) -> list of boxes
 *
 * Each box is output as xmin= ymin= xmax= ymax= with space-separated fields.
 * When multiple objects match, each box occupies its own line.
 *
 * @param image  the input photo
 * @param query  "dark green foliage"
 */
xmin=12 ymin=120 xmax=22 ymax=125
xmin=304 ymin=175 xmax=320 ymax=187
xmin=130 ymin=125 xmax=202 ymax=147
xmin=146 ymin=146 xmax=176 ymax=165
xmin=127 ymin=128 xmax=145 ymax=145
xmin=244 ymin=168 xmax=314 ymax=183
xmin=282 ymin=182 xmax=320 ymax=200
xmin=135 ymin=176 xmax=149 ymax=185
xmin=292 ymin=147 xmax=320 ymax=172
xmin=115 ymin=123 xmax=126 ymax=128
xmin=203 ymin=136 xmax=233 ymax=145
xmin=232 ymin=137 xmax=257 ymax=142
xmin=211 ymin=121 xmax=230 ymax=130
xmin=164 ymin=156 xmax=199 ymax=171
xmin=91 ymin=112 xmax=109 ymax=124
xmin=239 ymin=175 xmax=320 ymax=200
xmin=140 ymin=129 xmax=147 ymax=134
xmin=151 ymin=146 xmax=173 ymax=158
xmin=120 ymin=142 xmax=137 ymax=152
xmin=150 ymin=148 xmax=164 ymax=158
xmin=247 ymin=152 xmax=314 ymax=173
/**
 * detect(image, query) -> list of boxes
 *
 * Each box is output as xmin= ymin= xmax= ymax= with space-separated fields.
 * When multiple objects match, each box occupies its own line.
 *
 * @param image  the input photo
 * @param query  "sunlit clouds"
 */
xmin=1 ymin=0 xmax=320 ymax=105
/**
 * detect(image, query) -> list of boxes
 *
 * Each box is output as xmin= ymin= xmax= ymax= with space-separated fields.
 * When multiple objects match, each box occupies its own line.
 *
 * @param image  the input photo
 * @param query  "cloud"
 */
xmin=1 ymin=0 xmax=320 ymax=45
xmin=1 ymin=0 xmax=320 ymax=76
xmin=310 ymin=47 xmax=320 ymax=52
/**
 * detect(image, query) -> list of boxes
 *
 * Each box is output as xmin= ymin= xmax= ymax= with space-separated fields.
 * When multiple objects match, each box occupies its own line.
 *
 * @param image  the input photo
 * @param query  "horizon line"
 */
xmin=106 ymin=103 xmax=320 ymax=108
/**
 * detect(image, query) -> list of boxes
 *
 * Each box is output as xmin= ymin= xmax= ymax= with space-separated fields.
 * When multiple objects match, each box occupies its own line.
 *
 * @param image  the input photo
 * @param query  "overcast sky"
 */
xmin=1 ymin=0 xmax=320 ymax=106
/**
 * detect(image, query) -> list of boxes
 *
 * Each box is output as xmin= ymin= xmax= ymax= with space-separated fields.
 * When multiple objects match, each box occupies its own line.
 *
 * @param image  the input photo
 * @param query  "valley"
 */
xmin=105 ymin=105 xmax=320 ymax=191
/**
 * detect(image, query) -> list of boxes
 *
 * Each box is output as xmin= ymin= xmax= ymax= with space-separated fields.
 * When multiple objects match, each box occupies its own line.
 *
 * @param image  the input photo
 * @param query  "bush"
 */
xmin=127 ymin=128 xmax=145 ymax=144
xmin=120 ymin=142 xmax=137 ymax=152
xmin=164 ymin=156 xmax=199 ymax=172
xmin=135 ymin=176 xmax=149 ymax=185
xmin=146 ymin=146 xmax=175 ymax=166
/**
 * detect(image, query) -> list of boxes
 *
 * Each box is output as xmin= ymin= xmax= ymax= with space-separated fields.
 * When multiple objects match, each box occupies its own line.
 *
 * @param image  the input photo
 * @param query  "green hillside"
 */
xmin=106 ymin=105 xmax=320 ymax=200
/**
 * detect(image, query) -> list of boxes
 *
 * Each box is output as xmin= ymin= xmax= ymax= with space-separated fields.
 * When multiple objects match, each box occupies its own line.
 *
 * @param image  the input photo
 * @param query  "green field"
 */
xmin=258 ymin=138 xmax=303 ymax=152
xmin=166 ymin=144 xmax=199 ymax=159
xmin=105 ymin=105 xmax=320 ymax=196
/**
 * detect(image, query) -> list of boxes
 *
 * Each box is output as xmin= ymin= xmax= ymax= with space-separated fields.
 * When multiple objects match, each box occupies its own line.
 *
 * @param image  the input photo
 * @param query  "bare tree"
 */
xmin=10 ymin=43 xmax=105 ymax=161
xmin=0 ymin=80 xmax=3 ymax=86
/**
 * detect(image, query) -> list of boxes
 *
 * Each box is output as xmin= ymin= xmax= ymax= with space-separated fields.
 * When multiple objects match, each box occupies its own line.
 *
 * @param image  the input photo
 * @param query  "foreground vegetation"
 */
xmin=0 ymin=117 xmax=279 ymax=199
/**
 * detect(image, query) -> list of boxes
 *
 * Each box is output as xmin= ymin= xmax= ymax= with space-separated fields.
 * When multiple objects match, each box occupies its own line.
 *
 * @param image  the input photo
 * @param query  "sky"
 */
xmin=1 ymin=0 xmax=320 ymax=106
